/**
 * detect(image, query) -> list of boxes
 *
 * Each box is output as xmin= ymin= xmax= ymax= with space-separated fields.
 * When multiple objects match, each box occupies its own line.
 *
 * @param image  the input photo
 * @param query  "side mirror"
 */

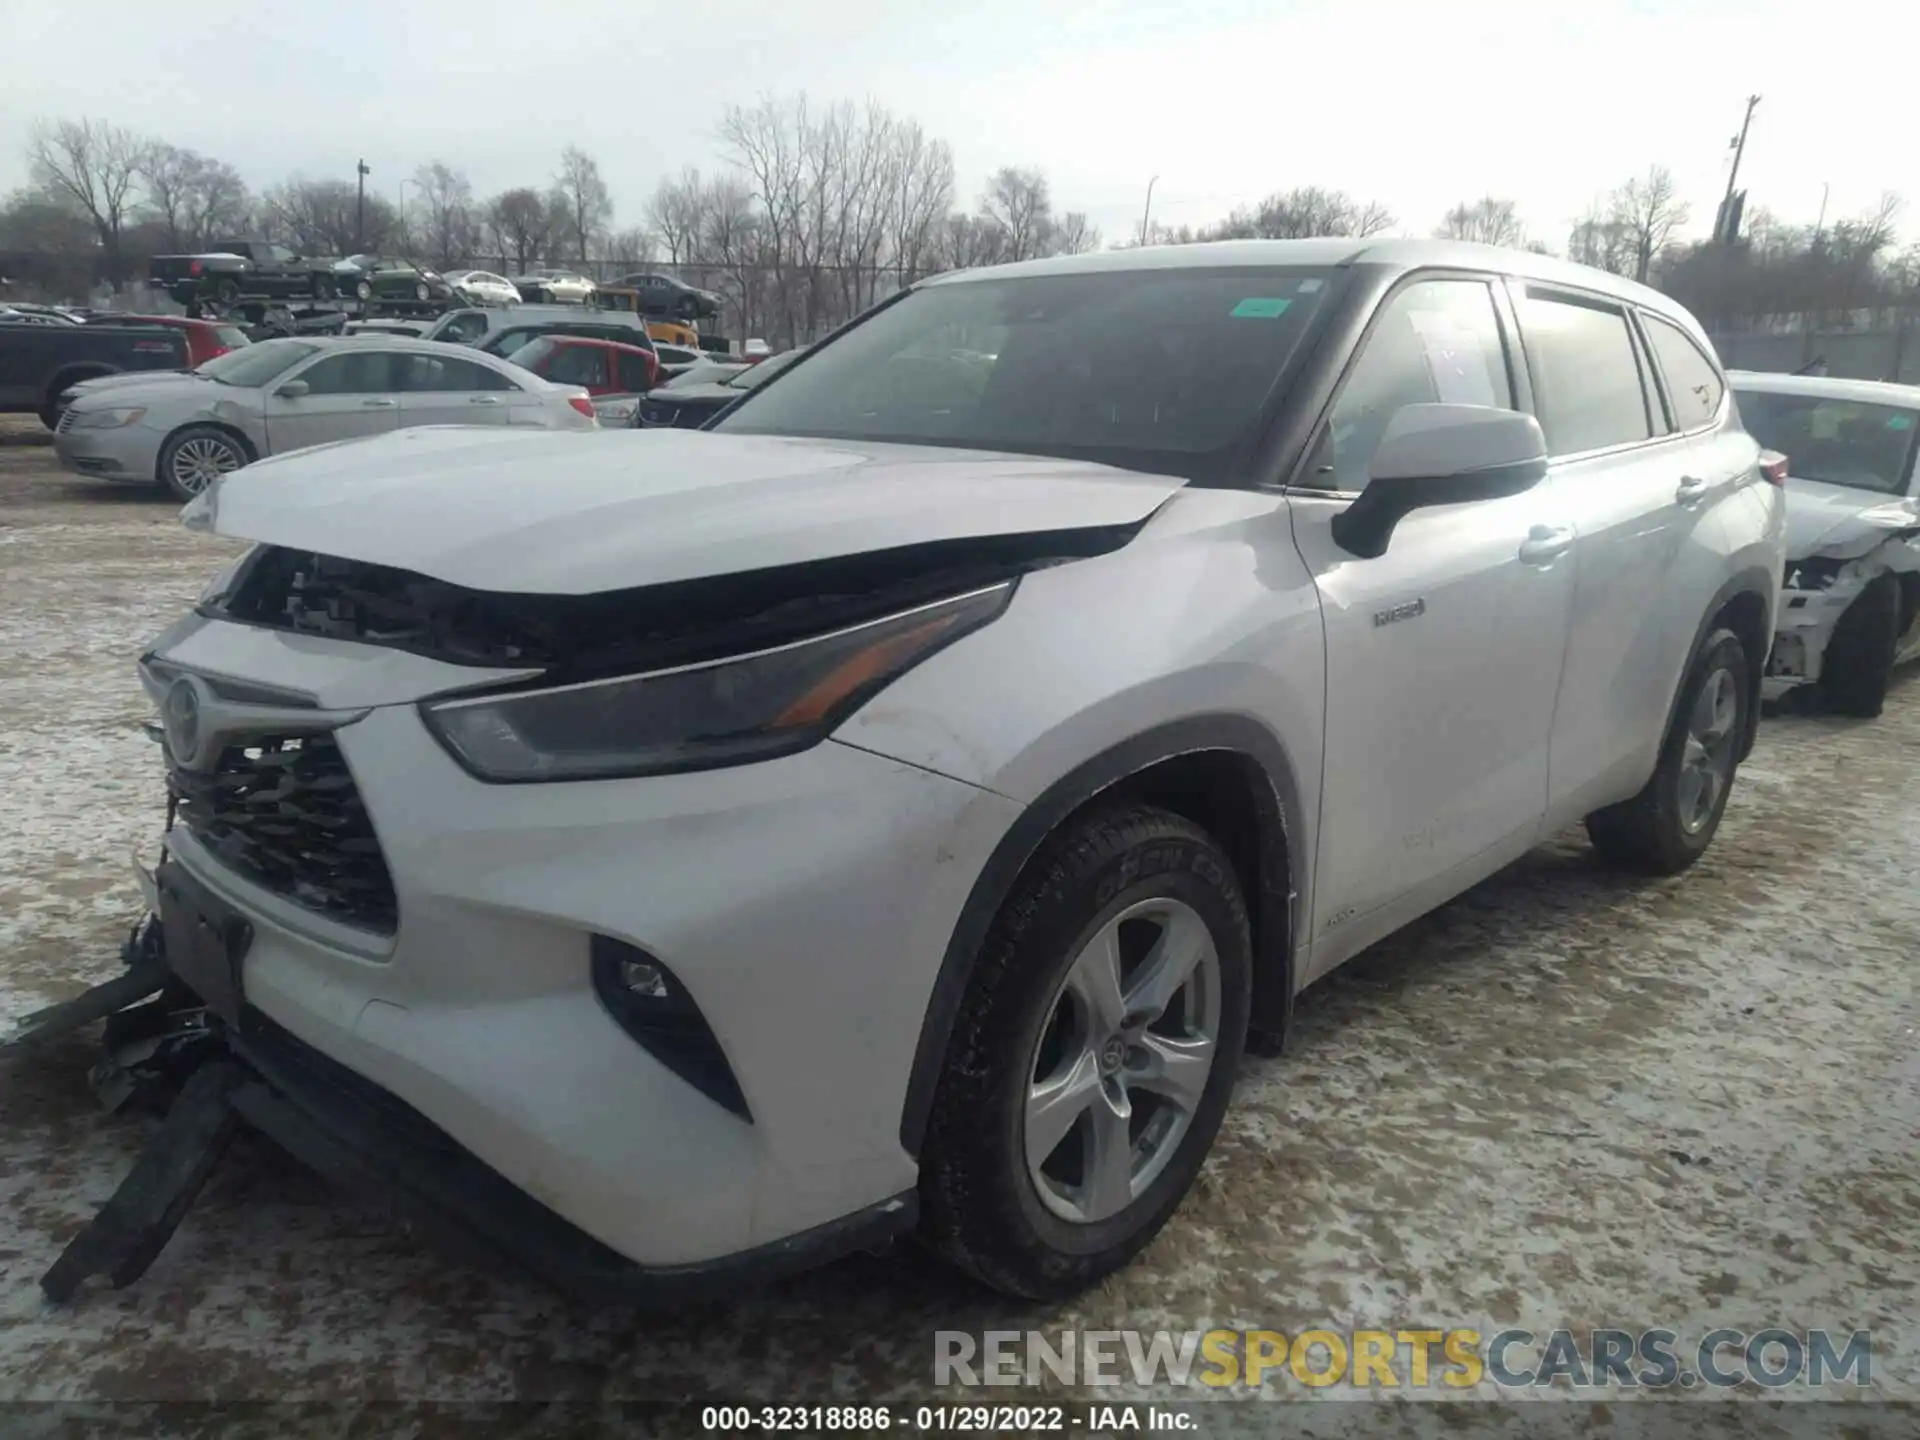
xmin=274 ymin=379 xmax=310 ymax=399
xmin=1330 ymin=404 xmax=1549 ymax=559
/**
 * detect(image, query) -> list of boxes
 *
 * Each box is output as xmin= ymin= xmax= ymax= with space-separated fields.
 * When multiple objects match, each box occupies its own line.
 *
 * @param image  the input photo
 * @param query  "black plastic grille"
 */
xmin=169 ymin=733 xmax=397 ymax=933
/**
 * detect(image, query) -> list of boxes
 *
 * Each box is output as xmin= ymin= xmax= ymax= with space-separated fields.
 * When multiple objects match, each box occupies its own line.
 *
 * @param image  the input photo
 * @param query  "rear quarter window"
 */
xmin=1640 ymin=312 xmax=1726 ymax=431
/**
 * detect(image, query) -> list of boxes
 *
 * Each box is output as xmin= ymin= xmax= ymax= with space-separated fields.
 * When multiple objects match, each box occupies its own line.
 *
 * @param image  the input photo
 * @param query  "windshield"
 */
xmin=195 ymin=339 xmax=318 ymax=385
xmin=1735 ymin=388 xmax=1920 ymax=495
xmin=713 ymin=266 xmax=1336 ymax=478
xmin=726 ymin=352 xmax=799 ymax=390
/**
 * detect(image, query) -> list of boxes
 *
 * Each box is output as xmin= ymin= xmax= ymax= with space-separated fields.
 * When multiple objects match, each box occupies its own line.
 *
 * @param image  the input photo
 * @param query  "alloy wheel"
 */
xmin=1678 ymin=664 xmax=1738 ymax=833
xmin=1024 ymin=897 xmax=1222 ymax=1225
xmin=170 ymin=436 xmax=242 ymax=495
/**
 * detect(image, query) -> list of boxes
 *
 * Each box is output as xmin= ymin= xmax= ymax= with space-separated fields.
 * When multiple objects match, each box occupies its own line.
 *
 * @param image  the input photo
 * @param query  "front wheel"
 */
xmin=157 ymin=425 xmax=250 ymax=502
xmin=312 ymin=274 xmax=337 ymax=301
xmin=1587 ymin=626 xmax=1751 ymax=875
xmin=1821 ymin=574 xmax=1899 ymax=718
xmin=213 ymin=277 xmax=241 ymax=307
xmin=918 ymin=805 xmax=1251 ymax=1300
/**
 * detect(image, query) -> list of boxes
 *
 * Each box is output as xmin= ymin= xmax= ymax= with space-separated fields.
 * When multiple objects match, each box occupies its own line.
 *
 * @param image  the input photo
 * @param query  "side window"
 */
xmin=616 ymin=351 xmax=655 ymax=392
xmin=296 ymin=351 xmax=397 ymax=395
xmin=1308 ymin=279 xmax=1513 ymax=493
xmin=545 ymin=345 xmax=610 ymax=389
xmin=440 ymin=312 xmax=491 ymax=345
xmin=1519 ymin=291 xmax=1654 ymax=456
xmin=490 ymin=328 xmax=538 ymax=357
xmin=1641 ymin=312 xmax=1726 ymax=432
xmin=402 ymin=355 xmax=518 ymax=392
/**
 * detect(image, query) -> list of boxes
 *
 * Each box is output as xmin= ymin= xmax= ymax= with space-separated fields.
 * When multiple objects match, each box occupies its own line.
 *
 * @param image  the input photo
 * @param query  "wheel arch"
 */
xmin=898 ymin=714 xmax=1307 ymax=1159
xmin=43 ymin=362 xmax=118 ymax=412
xmin=156 ymin=420 xmax=257 ymax=485
xmin=1680 ymin=567 xmax=1775 ymax=763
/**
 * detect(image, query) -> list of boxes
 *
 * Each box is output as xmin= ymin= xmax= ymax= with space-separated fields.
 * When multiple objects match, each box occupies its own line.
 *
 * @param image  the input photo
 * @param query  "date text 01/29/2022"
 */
xmin=700 ymin=1404 xmax=1196 ymax=1431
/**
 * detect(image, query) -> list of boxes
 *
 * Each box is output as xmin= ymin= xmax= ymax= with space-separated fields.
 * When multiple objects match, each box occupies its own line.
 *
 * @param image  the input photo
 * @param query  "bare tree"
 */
xmin=1435 ymin=196 xmax=1524 ymax=246
xmin=981 ymin=166 xmax=1052 ymax=262
xmin=263 ymin=178 xmax=397 ymax=255
xmin=410 ymin=161 xmax=476 ymax=269
xmin=554 ymin=146 xmax=612 ymax=267
xmin=140 ymin=145 xmax=250 ymax=252
xmin=645 ymin=167 xmax=709 ymax=265
xmin=483 ymin=187 xmax=550 ymax=272
xmin=28 ymin=118 xmax=151 ymax=285
xmin=603 ymin=226 xmax=654 ymax=269
xmin=1610 ymin=165 xmax=1690 ymax=283
xmin=884 ymin=120 xmax=954 ymax=285
xmin=1206 ymin=186 xmax=1392 ymax=241
xmin=1567 ymin=198 xmax=1637 ymax=277
xmin=1049 ymin=211 xmax=1101 ymax=255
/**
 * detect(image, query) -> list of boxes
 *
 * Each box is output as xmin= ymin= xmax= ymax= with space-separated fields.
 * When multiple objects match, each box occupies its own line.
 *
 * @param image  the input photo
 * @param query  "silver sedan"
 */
xmin=53 ymin=336 xmax=599 ymax=500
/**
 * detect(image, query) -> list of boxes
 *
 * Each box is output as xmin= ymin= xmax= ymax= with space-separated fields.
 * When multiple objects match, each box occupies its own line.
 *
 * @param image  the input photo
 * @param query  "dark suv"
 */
xmin=417 ymin=305 xmax=656 ymax=358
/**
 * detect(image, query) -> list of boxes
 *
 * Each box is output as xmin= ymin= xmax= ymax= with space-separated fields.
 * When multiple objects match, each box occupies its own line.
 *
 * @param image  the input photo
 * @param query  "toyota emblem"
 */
xmin=162 ymin=677 xmax=203 ymax=767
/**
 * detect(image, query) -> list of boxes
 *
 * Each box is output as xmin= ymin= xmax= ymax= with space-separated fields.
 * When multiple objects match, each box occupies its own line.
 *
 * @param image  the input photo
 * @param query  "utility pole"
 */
xmin=1812 ymin=181 xmax=1830 ymax=248
xmin=1140 ymin=176 xmax=1159 ymax=247
xmin=1716 ymin=94 xmax=1760 ymax=245
xmin=355 ymin=159 xmax=370 ymax=251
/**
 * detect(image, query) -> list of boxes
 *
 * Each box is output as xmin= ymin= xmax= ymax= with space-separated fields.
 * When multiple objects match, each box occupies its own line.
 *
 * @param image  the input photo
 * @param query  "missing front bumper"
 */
xmin=11 ymin=912 xmax=918 ymax=1307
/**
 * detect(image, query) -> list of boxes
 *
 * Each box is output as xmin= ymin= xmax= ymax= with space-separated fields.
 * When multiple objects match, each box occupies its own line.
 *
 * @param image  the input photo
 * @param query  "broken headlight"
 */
xmin=419 ymin=581 xmax=1014 ymax=782
xmin=1784 ymin=557 xmax=1845 ymax=591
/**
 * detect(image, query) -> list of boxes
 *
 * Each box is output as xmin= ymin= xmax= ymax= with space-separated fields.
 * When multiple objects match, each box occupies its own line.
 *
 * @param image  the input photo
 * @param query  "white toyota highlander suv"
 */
xmin=52 ymin=239 xmax=1786 ymax=1305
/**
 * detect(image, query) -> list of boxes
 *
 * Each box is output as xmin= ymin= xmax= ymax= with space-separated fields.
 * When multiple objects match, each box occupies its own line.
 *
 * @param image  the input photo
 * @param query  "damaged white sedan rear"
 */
xmin=1733 ymin=372 xmax=1920 ymax=717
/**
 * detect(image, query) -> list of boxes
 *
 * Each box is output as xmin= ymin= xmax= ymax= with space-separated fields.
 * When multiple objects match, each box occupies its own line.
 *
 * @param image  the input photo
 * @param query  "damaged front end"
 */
xmin=1765 ymin=504 xmax=1920 ymax=698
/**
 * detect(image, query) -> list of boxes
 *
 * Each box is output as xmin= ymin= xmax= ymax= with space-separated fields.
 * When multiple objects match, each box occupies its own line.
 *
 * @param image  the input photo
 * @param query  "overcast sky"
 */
xmin=1 ymin=0 xmax=1909 ymax=247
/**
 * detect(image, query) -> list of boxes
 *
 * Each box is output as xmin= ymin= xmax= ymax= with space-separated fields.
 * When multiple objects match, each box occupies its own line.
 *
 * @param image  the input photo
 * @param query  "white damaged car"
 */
xmin=1732 ymin=371 xmax=1920 ymax=716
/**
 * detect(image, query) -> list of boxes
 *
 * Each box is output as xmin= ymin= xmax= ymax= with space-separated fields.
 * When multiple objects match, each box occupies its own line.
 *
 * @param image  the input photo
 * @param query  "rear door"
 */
xmin=396 ymin=351 xmax=528 ymax=428
xmin=262 ymin=348 xmax=403 ymax=452
xmin=1288 ymin=274 xmax=1576 ymax=963
xmin=1517 ymin=287 xmax=1755 ymax=820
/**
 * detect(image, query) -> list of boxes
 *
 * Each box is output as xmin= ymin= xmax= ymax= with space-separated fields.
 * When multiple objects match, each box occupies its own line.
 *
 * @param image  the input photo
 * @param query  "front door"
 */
xmin=1288 ymin=275 xmax=1576 ymax=967
xmin=262 ymin=349 xmax=402 ymax=453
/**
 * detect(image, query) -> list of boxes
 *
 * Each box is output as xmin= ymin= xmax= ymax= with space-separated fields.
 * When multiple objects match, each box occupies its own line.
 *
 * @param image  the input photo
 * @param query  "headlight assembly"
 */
xmin=70 ymin=407 xmax=146 ymax=429
xmin=419 ymin=581 xmax=1014 ymax=782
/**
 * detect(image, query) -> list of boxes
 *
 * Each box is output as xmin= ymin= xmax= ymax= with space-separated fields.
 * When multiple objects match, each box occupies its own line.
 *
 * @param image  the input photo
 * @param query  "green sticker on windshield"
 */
xmin=1888 ymin=415 xmax=1914 ymax=430
xmin=1230 ymin=297 xmax=1292 ymax=319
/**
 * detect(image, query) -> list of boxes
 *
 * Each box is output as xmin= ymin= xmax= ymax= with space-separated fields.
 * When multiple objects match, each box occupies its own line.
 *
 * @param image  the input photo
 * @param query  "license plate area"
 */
xmin=156 ymin=858 xmax=253 ymax=1028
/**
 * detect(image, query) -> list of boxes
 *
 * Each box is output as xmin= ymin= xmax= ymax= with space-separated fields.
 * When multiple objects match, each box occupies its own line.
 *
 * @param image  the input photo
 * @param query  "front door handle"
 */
xmin=1518 ymin=524 xmax=1575 ymax=566
xmin=467 ymin=395 xmax=501 ymax=405
xmin=1676 ymin=475 xmax=1710 ymax=506
xmin=360 ymin=397 xmax=397 ymax=409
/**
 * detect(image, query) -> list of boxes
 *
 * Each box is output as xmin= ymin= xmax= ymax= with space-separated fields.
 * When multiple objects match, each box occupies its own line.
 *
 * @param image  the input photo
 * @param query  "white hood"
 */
xmin=185 ymin=426 xmax=1187 ymax=594
xmin=1783 ymin=479 xmax=1920 ymax=560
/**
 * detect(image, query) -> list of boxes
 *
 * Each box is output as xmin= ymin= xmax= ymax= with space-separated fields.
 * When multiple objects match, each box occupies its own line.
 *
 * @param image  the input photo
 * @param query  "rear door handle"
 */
xmin=360 ymin=397 xmax=397 ymax=408
xmin=1518 ymin=524 xmax=1575 ymax=566
xmin=1675 ymin=476 xmax=1710 ymax=505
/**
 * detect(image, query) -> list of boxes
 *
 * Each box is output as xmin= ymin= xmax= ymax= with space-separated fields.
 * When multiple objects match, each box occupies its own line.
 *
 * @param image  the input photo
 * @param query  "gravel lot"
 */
xmin=0 ymin=413 xmax=1914 ymax=1429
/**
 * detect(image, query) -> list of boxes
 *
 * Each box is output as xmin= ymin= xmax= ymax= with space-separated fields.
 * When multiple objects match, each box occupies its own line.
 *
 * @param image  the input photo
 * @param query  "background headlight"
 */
xmin=71 ymin=407 xmax=146 ymax=429
xmin=420 ymin=582 xmax=1014 ymax=782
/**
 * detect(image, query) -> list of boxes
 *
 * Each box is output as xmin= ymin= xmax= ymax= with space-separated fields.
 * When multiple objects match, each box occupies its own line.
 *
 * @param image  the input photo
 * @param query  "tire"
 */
xmin=1821 ymin=574 xmax=1899 ymax=718
xmin=40 ymin=368 xmax=111 ymax=430
xmin=414 ymin=281 xmax=430 ymax=302
xmin=918 ymin=804 xmax=1252 ymax=1299
xmin=355 ymin=279 xmax=373 ymax=301
xmin=157 ymin=425 xmax=250 ymax=502
xmin=1587 ymin=626 xmax=1751 ymax=875
xmin=312 ymin=274 xmax=337 ymax=301
xmin=213 ymin=277 xmax=241 ymax=307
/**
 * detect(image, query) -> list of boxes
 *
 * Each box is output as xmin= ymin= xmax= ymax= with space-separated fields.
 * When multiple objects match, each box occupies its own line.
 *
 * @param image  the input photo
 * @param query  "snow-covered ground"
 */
xmin=0 ymin=417 xmax=1914 ymax=1426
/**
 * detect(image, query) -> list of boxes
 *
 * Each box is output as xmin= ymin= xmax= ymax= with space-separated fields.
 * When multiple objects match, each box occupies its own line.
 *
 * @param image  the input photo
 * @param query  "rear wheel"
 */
xmin=213 ymin=277 xmax=241 ymax=307
xmin=157 ymin=425 xmax=249 ymax=502
xmin=918 ymin=805 xmax=1251 ymax=1299
xmin=355 ymin=279 xmax=373 ymax=301
xmin=1587 ymin=627 xmax=1750 ymax=874
xmin=413 ymin=281 xmax=430 ymax=302
xmin=312 ymin=274 xmax=337 ymax=301
xmin=1821 ymin=574 xmax=1899 ymax=718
